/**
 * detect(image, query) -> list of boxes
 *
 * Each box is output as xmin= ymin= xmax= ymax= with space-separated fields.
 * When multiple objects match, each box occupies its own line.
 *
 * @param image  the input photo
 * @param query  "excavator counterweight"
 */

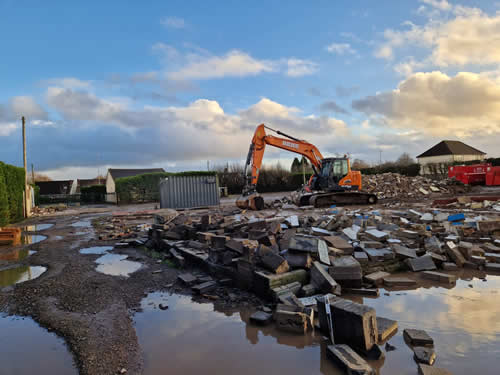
xmin=237 ymin=124 xmax=377 ymax=210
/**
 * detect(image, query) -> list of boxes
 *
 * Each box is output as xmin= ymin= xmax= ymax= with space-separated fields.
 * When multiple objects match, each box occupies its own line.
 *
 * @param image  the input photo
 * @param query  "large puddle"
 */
xmin=0 ymin=265 xmax=47 ymax=287
xmin=95 ymin=253 xmax=142 ymax=277
xmin=0 ymin=315 xmax=77 ymax=374
xmin=135 ymin=274 xmax=500 ymax=375
xmin=71 ymin=220 xmax=91 ymax=228
xmin=21 ymin=234 xmax=46 ymax=245
xmin=22 ymin=223 xmax=54 ymax=232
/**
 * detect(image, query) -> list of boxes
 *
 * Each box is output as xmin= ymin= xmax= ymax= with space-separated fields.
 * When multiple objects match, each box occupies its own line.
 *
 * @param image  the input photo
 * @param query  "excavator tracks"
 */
xmin=306 ymin=191 xmax=378 ymax=207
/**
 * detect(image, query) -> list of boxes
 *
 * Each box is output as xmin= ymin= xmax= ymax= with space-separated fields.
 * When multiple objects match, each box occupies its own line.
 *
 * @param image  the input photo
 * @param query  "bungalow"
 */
xmin=105 ymin=168 xmax=165 ymax=203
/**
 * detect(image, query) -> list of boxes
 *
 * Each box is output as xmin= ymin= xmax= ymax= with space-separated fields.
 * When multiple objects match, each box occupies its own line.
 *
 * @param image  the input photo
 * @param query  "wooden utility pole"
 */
xmin=31 ymin=164 xmax=35 ymax=184
xmin=22 ymin=117 xmax=28 ymax=218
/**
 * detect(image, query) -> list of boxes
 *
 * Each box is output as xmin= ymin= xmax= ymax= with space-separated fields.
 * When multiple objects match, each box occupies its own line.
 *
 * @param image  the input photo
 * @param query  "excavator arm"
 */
xmin=242 ymin=124 xmax=323 ymax=194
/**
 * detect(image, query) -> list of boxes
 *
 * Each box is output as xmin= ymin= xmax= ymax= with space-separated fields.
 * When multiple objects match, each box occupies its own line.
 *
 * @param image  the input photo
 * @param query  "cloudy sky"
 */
xmin=1 ymin=0 xmax=500 ymax=179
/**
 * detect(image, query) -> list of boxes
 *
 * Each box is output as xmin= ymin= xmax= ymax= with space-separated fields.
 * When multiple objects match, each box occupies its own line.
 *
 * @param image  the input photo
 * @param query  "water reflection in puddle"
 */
xmin=79 ymin=246 xmax=113 ymax=255
xmin=21 ymin=234 xmax=47 ymax=245
xmin=0 ymin=315 xmax=77 ymax=374
xmin=71 ymin=221 xmax=91 ymax=228
xmin=0 ymin=249 xmax=36 ymax=262
xmin=95 ymin=254 xmax=141 ymax=277
xmin=0 ymin=266 xmax=47 ymax=287
xmin=135 ymin=293 xmax=341 ymax=375
xmin=136 ymin=275 xmax=500 ymax=375
xmin=22 ymin=223 xmax=54 ymax=232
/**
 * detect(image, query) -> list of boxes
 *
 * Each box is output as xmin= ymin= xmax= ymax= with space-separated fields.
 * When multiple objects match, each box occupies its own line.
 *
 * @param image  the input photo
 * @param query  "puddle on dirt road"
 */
xmin=21 ymin=233 xmax=47 ymax=245
xmin=0 ymin=249 xmax=36 ymax=262
xmin=71 ymin=220 xmax=91 ymax=228
xmin=135 ymin=274 xmax=500 ymax=375
xmin=95 ymin=253 xmax=141 ymax=277
xmin=22 ymin=223 xmax=54 ymax=231
xmin=0 ymin=266 xmax=47 ymax=287
xmin=79 ymin=246 xmax=113 ymax=255
xmin=0 ymin=315 xmax=77 ymax=374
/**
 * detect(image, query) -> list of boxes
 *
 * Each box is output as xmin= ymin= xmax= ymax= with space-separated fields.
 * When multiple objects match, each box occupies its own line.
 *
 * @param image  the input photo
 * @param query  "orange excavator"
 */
xmin=236 ymin=124 xmax=377 ymax=210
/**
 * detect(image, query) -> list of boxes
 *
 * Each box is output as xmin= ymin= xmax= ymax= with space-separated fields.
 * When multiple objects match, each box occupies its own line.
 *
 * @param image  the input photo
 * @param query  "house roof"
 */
xmin=36 ymin=180 xmax=74 ymax=195
xmin=107 ymin=168 xmax=165 ymax=180
xmin=417 ymin=140 xmax=486 ymax=159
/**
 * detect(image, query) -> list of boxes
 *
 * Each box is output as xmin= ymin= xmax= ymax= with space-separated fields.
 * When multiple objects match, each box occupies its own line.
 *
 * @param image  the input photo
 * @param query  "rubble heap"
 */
xmin=361 ymin=173 xmax=462 ymax=200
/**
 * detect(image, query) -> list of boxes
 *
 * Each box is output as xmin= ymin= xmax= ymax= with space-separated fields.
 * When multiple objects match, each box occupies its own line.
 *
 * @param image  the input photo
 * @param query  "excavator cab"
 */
xmin=313 ymin=157 xmax=361 ymax=192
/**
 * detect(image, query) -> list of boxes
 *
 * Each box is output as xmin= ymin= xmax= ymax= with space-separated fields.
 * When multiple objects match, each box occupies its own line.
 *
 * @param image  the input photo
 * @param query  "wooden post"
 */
xmin=31 ymin=164 xmax=35 ymax=184
xmin=22 ymin=117 xmax=28 ymax=218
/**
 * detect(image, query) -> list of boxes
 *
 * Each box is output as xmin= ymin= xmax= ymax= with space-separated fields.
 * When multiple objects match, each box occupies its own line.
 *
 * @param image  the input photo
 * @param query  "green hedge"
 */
xmin=452 ymin=158 xmax=500 ymax=167
xmin=0 ymin=162 xmax=25 ymax=225
xmin=360 ymin=163 xmax=420 ymax=177
xmin=81 ymin=185 xmax=106 ymax=203
xmin=115 ymin=171 xmax=217 ymax=204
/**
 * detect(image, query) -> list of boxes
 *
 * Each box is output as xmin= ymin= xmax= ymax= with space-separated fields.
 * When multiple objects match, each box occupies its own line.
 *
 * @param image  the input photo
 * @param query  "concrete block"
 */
xmin=404 ymin=328 xmax=434 ymax=346
xmin=484 ymin=252 xmax=500 ymax=263
xmin=261 ymin=252 xmax=289 ymax=274
xmin=192 ymin=281 xmax=217 ymax=294
xmin=249 ymin=311 xmax=273 ymax=325
xmin=405 ymin=255 xmax=436 ymax=272
xmin=392 ymin=244 xmax=418 ymax=259
xmin=300 ymin=283 xmax=317 ymax=297
xmin=424 ymin=236 xmax=442 ymax=253
xmin=329 ymin=256 xmax=363 ymax=288
xmin=311 ymin=261 xmax=341 ymax=295
xmin=445 ymin=241 xmax=466 ymax=267
xmin=441 ymin=262 xmax=458 ymax=271
xmin=288 ymin=235 xmax=327 ymax=254
xmin=360 ymin=241 xmax=385 ymax=249
xmin=271 ymin=281 xmax=302 ymax=300
xmin=274 ymin=310 xmax=309 ymax=334
xmin=326 ymin=345 xmax=375 ymax=375
xmin=485 ymin=262 xmax=500 ymax=273
xmin=253 ymin=269 xmax=308 ymax=298
xmin=458 ymin=241 xmax=473 ymax=259
xmin=330 ymin=298 xmax=378 ymax=352
xmin=422 ymin=271 xmax=457 ymax=284
xmin=365 ymin=229 xmax=389 ymax=241
xmin=323 ymin=236 xmax=353 ymax=253
xmin=414 ymin=347 xmax=436 ymax=365
xmin=354 ymin=251 xmax=368 ymax=264
xmin=376 ymin=317 xmax=398 ymax=342
xmin=364 ymin=271 xmax=390 ymax=286
xmin=283 ymin=251 xmax=312 ymax=269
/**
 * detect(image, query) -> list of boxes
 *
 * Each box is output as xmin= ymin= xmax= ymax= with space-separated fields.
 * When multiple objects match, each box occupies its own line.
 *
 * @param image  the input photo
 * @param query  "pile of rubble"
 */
xmin=32 ymin=204 xmax=68 ymax=216
xmin=361 ymin=173 xmax=462 ymax=200
xmin=138 ymin=203 xmax=499 ymax=374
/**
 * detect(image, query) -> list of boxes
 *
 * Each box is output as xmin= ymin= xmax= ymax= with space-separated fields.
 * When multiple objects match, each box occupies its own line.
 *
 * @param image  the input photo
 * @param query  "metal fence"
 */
xmin=159 ymin=175 xmax=220 ymax=209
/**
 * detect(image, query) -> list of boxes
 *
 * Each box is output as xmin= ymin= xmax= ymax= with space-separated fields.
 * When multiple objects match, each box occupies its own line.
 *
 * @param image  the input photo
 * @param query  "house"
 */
xmin=76 ymin=178 xmax=104 ymax=193
xmin=105 ymin=168 xmax=165 ymax=203
xmin=417 ymin=140 xmax=486 ymax=175
xmin=36 ymin=180 xmax=76 ymax=195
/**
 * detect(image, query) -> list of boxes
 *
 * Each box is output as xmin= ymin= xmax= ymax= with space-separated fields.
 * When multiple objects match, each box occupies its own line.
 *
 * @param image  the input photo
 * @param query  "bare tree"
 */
xmin=396 ymin=152 xmax=415 ymax=166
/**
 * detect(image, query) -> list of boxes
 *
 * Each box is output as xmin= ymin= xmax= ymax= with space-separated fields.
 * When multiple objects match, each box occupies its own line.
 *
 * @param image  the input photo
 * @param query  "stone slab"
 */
xmin=404 ymin=329 xmax=434 ymax=346
xmin=422 ymin=271 xmax=457 ymax=284
xmin=364 ymin=271 xmax=390 ymax=286
xmin=326 ymin=345 xmax=375 ymax=375
xmin=383 ymin=277 xmax=417 ymax=287
xmin=418 ymin=364 xmax=453 ymax=375
xmin=376 ymin=317 xmax=398 ymax=342
xmin=406 ymin=255 xmax=436 ymax=272
xmin=413 ymin=346 xmax=436 ymax=365
xmin=311 ymin=261 xmax=341 ymax=295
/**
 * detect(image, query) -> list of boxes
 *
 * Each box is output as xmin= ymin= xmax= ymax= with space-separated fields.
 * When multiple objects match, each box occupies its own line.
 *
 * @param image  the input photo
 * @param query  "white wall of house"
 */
xmin=105 ymin=172 xmax=117 ymax=203
xmin=418 ymin=154 xmax=486 ymax=175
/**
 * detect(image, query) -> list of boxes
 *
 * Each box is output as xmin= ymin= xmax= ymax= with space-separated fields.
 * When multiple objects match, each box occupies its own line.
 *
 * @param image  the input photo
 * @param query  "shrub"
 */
xmin=0 ymin=161 xmax=25 ymax=224
xmin=81 ymin=185 xmax=106 ymax=203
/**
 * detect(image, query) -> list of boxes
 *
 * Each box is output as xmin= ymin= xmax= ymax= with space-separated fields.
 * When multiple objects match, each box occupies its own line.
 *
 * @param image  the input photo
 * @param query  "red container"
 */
xmin=448 ymin=164 xmax=491 ymax=185
xmin=486 ymin=166 xmax=500 ymax=186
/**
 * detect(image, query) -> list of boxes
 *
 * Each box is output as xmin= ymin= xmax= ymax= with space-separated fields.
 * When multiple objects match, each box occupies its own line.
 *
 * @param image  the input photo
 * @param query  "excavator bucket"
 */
xmin=235 ymin=193 xmax=265 ymax=210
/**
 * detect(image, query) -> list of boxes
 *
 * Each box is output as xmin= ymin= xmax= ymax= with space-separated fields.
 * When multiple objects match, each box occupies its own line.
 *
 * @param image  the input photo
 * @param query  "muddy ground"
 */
xmin=0 ymin=207 xmax=263 ymax=375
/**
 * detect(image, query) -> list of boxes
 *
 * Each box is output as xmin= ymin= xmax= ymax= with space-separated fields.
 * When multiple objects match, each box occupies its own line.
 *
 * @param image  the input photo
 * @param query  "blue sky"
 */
xmin=1 ymin=0 xmax=499 ymax=178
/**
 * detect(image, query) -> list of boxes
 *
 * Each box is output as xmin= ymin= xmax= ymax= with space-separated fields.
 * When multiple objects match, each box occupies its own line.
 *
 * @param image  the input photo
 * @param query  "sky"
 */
xmin=1 ymin=0 xmax=500 ymax=179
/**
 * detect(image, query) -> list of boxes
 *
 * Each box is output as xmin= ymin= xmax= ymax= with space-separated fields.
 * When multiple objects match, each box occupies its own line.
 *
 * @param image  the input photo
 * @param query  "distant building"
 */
xmin=36 ymin=180 xmax=76 ymax=195
xmin=76 ymin=178 xmax=104 ymax=193
xmin=417 ymin=140 xmax=486 ymax=175
xmin=105 ymin=168 xmax=165 ymax=203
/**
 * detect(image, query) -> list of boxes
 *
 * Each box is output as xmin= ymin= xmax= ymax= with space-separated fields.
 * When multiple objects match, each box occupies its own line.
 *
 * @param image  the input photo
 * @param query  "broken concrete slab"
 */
xmin=365 ymin=229 xmax=389 ymax=241
xmin=253 ymin=269 xmax=308 ymax=298
xmin=326 ymin=344 xmax=375 ymax=375
xmin=354 ymin=251 xmax=369 ymax=265
xmin=406 ymin=255 xmax=436 ymax=272
xmin=288 ymin=235 xmax=327 ymax=254
xmin=177 ymin=273 xmax=198 ymax=285
xmin=404 ymin=329 xmax=434 ymax=346
xmin=376 ymin=317 xmax=398 ymax=342
xmin=283 ymin=251 xmax=312 ymax=269
xmin=364 ymin=271 xmax=390 ymax=286
xmin=323 ymin=236 xmax=353 ymax=253
xmin=441 ymin=262 xmax=458 ymax=271
xmin=392 ymin=244 xmax=418 ymax=259
xmin=249 ymin=311 xmax=273 ymax=325
xmin=413 ymin=346 xmax=436 ymax=365
xmin=422 ymin=271 xmax=457 ymax=284
xmin=311 ymin=261 xmax=341 ymax=295
xmin=445 ymin=241 xmax=466 ymax=267
xmin=274 ymin=309 xmax=310 ymax=334
xmin=261 ymin=252 xmax=289 ymax=274
xmin=192 ymin=281 xmax=217 ymax=294
xmin=271 ymin=281 xmax=302 ymax=300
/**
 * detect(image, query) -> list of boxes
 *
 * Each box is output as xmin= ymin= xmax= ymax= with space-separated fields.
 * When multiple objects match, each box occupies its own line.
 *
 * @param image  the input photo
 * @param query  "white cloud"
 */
xmin=325 ymin=43 xmax=356 ymax=55
xmin=2 ymin=96 xmax=47 ymax=121
xmin=45 ymin=77 xmax=91 ymax=89
xmin=160 ymin=16 xmax=185 ymax=29
xmin=286 ymin=58 xmax=318 ymax=77
xmin=154 ymin=44 xmax=317 ymax=80
xmin=352 ymin=71 xmax=500 ymax=138
xmin=0 ymin=123 xmax=17 ymax=136
xmin=419 ymin=0 xmax=451 ymax=11
xmin=375 ymin=6 xmax=500 ymax=69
